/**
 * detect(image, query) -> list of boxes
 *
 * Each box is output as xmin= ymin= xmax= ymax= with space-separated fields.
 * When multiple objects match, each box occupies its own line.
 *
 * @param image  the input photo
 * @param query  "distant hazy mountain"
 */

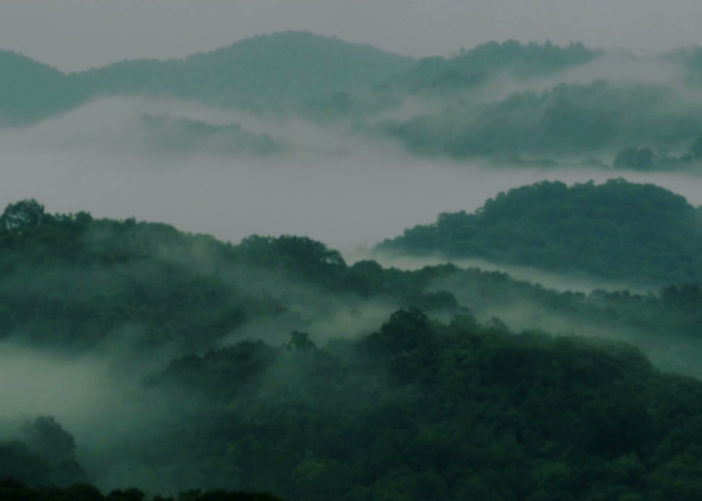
xmin=72 ymin=31 xmax=414 ymax=111
xmin=378 ymin=179 xmax=702 ymax=285
xmin=376 ymin=79 xmax=702 ymax=162
xmin=0 ymin=50 xmax=87 ymax=126
xmin=0 ymin=31 xmax=414 ymax=124
xmin=138 ymin=114 xmax=288 ymax=155
xmin=390 ymin=40 xmax=601 ymax=94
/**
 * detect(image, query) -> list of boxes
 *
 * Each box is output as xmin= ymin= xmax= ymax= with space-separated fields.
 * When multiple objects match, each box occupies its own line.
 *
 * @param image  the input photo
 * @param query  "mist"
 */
xmin=351 ymin=251 xmax=654 ymax=295
xmin=1 ymin=97 xmax=702 ymax=256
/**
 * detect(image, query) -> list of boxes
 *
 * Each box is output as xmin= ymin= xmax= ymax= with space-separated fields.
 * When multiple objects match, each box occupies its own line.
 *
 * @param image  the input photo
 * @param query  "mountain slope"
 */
xmin=72 ymin=31 xmax=415 ymax=110
xmin=0 ymin=50 xmax=87 ymax=126
xmin=2 ymin=199 xmax=702 ymax=498
xmin=391 ymin=40 xmax=601 ymax=94
xmin=377 ymin=179 xmax=702 ymax=285
xmin=0 ymin=32 xmax=414 ymax=124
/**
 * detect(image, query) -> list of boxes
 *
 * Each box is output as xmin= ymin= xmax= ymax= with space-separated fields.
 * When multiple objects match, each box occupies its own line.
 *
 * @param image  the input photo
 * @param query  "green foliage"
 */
xmin=2 ymin=201 xmax=702 ymax=500
xmin=613 ymin=147 xmax=657 ymax=171
xmin=378 ymin=179 xmax=702 ymax=285
xmin=0 ymin=436 xmax=86 ymax=488
xmin=135 ymin=309 xmax=702 ymax=501
xmin=21 ymin=416 xmax=76 ymax=464
xmin=0 ymin=480 xmax=283 ymax=501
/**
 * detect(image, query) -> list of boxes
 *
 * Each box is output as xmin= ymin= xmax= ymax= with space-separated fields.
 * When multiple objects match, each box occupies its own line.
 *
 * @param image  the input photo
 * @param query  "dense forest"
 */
xmin=378 ymin=179 xmax=702 ymax=285
xmin=1 ymin=199 xmax=702 ymax=500
xmin=0 ymin=479 xmax=282 ymax=501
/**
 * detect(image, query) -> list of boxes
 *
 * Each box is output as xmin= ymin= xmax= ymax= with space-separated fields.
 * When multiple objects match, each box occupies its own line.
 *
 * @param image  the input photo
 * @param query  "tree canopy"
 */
xmin=378 ymin=179 xmax=702 ymax=285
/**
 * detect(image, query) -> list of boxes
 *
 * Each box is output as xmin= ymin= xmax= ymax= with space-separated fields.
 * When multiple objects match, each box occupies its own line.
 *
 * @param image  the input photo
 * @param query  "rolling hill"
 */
xmin=377 ymin=179 xmax=702 ymax=285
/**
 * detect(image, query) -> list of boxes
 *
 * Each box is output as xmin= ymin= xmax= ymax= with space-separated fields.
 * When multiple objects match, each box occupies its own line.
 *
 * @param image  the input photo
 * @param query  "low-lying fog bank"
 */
xmin=2 ymin=97 xmax=702 ymax=254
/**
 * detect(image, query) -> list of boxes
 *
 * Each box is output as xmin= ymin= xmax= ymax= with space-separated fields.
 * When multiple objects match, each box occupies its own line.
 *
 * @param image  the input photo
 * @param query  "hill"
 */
xmin=1 ymin=199 xmax=702 ymax=498
xmin=393 ymin=40 xmax=600 ymax=94
xmin=0 ymin=50 xmax=87 ymax=126
xmin=375 ymin=79 xmax=702 ymax=162
xmin=0 ymin=32 xmax=414 ymax=125
xmin=377 ymin=179 xmax=702 ymax=285
xmin=72 ymin=31 xmax=414 ymax=112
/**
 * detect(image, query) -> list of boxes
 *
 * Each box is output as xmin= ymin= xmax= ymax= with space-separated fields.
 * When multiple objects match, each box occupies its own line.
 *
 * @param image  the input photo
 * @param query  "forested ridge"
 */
xmin=1 ymin=199 xmax=702 ymax=499
xmin=7 ymin=34 xmax=702 ymax=169
xmin=379 ymin=179 xmax=702 ymax=285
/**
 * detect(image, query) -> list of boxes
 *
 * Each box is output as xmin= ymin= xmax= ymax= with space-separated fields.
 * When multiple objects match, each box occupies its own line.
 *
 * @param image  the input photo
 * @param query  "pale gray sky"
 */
xmin=2 ymin=0 xmax=702 ymax=72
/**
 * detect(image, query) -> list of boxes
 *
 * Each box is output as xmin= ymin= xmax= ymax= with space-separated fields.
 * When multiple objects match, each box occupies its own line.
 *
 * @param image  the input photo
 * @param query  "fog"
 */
xmin=350 ymin=251 xmax=654 ymax=295
xmin=480 ymin=54 xmax=687 ymax=103
xmin=2 ymin=97 xmax=702 ymax=256
xmin=4 ymin=1 xmax=702 ymax=72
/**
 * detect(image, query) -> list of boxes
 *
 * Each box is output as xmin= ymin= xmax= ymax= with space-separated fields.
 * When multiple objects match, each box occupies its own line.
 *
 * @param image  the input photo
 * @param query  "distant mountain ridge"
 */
xmin=0 ymin=33 xmax=610 ymax=126
xmin=0 ymin=31 xmax=415 ymax=124
xmin=392 ymin=39 xmax=601 ymax=94
xmin=0 ymin=49 xmax=85 ymax=126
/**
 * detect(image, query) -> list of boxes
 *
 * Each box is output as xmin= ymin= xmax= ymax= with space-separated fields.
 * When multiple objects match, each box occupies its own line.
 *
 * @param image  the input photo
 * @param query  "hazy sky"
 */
xmin=2 ymin=0 xmax=702 ymax=71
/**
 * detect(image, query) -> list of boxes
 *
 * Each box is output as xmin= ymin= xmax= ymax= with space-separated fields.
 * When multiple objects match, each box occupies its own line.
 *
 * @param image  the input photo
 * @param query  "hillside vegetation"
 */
xmin=378 ymin=179 xmax=702 ymax=285
xmin=0 ymin=198 xmax=701 ymax=499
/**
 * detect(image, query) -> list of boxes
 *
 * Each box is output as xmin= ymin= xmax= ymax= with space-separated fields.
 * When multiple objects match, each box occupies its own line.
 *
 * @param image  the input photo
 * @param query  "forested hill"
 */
xmin=0 ymin=36 xmax=608 ymax=127
xmin=393 ymin=40 xmax=600 ymax=93
xmin=73 ymin=31 xmax=414 ymax=108
xmin=0 ymin=31 xmax=415 ymax=124
xmin=2 ymin=199 xmax=702 ymax=499
xmin=378 ymin=179 xmax=702 ymax=285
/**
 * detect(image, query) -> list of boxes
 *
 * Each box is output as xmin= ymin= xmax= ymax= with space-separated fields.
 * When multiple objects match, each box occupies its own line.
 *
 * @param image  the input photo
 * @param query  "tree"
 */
xmin=21 ymin=416 xmax=76 ymax=463
xmin=0 ymin=199 xmax=46 ymax=233
xmin=613 ymin=147 xmax=656 ymax=171
xmin=286 ymin=331 xmax=316 ymax=352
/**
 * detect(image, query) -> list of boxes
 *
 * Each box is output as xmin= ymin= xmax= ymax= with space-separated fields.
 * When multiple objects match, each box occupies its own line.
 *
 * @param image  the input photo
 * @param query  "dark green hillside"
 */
xmin=72 ymin=31 xmax=414 ymax=112
xmin=118 ymin=310 xmax=702 ymax=500
xmin=0 ymin=199 xmax=465 ymax=352
xmin=0 ymin=196 xmax=699 ymax=356
xmin=378 ymin=179 xmax=702 ymax=285
xmin=2 ymin=199 xmax=702 ymax=499
xmin=0 ymin=479 xmax=283 ymax=501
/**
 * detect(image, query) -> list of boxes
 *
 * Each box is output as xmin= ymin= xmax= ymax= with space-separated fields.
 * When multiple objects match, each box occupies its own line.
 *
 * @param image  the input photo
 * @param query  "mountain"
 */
xmin=2 ymin=199 xmax=702 ymax=499
xmin=0 ymin=50 xmax=87 ymax=126
xmin=390 ymin=40 xmax=601 ymax=94
xmin=72 ymin=31 xmax=415 ymax=111
xmin=377 ymin=179 xmax=702 ymax=285
xmin=375 ymin=78 xmax=702 ymax=162
xmin=0 ymin=32 xmax=414 ymax=125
